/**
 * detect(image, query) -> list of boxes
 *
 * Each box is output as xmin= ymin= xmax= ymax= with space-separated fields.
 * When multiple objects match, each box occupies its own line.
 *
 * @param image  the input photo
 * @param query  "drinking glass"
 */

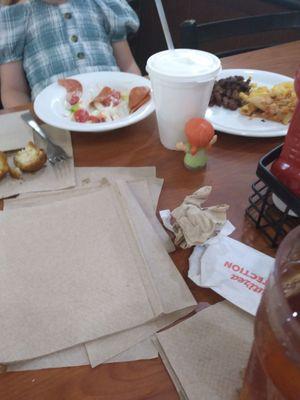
xmin=240 ymin=226 xmax=300 ymax=399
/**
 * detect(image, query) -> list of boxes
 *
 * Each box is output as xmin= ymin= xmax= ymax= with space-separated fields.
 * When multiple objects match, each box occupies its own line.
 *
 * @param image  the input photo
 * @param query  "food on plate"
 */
xmin=8 ymin=165 xmax=22 ymax=180
xmin=129 ymin=86 xmax=151 ymax=113
xmin=59 ymin=78 xmax=151 ymax=123
xmin=239 ymin=82 xmax=296 ymax=124
xmin=0 ymin=151 xmax=9 ymax=181
xmin=209 ymin=76 xmax=251 ymax=110
xmin=209 ymin=74 xmax=296 ymax=125
xmin=58 ymin=78 xmax=83 ymax=105
xmin=0 ymin=150 xmax=22 ymax=181
xmin=14 ymin=141 xmax=47 ymax=172
xmin=90 ymin=86 xmax=121 ymax=108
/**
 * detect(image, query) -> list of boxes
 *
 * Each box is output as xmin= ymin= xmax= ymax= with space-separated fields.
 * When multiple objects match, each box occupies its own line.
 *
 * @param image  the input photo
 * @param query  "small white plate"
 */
xmin=205 ymin=69 xmax=293 ymax=137
xmin=34 ymin=71 xmax=155 ymax=133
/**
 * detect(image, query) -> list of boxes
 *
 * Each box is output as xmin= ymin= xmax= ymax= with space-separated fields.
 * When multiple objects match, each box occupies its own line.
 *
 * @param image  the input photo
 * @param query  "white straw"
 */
xmin=154 ymin=0 xmax=174 ymax=50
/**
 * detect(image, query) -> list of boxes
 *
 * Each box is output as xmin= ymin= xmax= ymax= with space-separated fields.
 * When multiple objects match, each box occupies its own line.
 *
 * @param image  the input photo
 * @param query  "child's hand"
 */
xmin=112 ymin=40 xmax=141 ymax=75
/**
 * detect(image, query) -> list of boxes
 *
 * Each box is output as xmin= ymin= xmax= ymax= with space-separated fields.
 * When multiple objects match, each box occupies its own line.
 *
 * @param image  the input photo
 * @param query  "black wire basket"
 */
xmin=246 ymin=144 xmax=300 ymax=247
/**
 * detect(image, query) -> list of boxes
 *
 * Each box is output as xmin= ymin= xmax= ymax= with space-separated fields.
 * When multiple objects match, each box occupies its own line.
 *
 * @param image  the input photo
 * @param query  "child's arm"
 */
xmin=0 ymin=61 xmax=30 ymax=109
xmin=112 ymin=40 xmax=141 ymax=76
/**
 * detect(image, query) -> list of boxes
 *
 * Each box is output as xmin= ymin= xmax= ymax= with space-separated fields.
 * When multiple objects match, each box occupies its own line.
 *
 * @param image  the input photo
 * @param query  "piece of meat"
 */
xmin=90 ymin=87 xmax=121 ymax=108
xmin=58 ymin=78 xmax=83 ymax=94
xmin=128 ymin=86 xmax=151 ymax=113
xmin=58 ymin=78 xmax=83 ymax=104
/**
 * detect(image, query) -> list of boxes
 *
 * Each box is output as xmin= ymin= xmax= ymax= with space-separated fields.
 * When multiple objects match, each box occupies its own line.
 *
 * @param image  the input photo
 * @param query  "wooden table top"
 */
xmin=1 ymin=40 xmax=299 ymax=400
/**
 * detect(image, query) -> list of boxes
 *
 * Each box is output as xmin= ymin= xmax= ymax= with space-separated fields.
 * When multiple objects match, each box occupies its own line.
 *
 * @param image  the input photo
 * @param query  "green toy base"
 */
xmin=183 ymin=149 xmax=208 ymax=170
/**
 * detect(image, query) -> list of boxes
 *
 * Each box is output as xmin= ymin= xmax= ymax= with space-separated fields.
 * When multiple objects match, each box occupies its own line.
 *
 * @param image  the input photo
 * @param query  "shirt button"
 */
xmin=64 ymin=12 xmax=72 ymax=19
xmin=71 ymin=35 xmax=78 ymax=43
xmin=77 ymin=52 xmax=85 ymax=60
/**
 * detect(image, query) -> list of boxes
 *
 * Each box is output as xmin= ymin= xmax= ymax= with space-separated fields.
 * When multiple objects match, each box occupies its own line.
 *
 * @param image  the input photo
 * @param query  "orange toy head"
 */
xmin=185 ymin=118 xmax=215 ymax=155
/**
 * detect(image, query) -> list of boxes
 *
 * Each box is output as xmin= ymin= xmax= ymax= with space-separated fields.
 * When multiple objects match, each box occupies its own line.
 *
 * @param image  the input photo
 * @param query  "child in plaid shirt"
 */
xmin=0 ymin=0 xmax=141 ymax=108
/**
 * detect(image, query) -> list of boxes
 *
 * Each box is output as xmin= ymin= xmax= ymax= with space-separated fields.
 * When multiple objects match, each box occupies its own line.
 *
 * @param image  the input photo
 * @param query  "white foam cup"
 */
xmin=146 ymin=49 xmax=221 ymax=150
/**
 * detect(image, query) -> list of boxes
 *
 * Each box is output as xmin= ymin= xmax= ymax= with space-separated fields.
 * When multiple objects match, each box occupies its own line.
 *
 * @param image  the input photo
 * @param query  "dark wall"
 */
xmin=129 ymin=0 xmax=297 ymax=73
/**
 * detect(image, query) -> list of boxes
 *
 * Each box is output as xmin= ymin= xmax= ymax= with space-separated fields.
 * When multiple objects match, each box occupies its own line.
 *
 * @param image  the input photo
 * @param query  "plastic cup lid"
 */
xmin=146 ymin=49 xmax=221 ymax=82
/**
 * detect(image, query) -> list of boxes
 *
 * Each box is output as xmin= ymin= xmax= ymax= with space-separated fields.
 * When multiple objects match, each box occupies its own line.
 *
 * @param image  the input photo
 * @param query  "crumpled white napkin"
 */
xmin=165 ymin=186 xmax=229 ymax=248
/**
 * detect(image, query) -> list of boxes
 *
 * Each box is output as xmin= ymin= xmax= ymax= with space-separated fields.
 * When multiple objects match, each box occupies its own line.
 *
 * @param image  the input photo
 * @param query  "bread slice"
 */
xmin=8 ymin=165 xmax=22 ymax=179
xmin=14 ymin=142 xmax=47 ymax=172
xmin=0 ymin=151 xmax=9 ymax=181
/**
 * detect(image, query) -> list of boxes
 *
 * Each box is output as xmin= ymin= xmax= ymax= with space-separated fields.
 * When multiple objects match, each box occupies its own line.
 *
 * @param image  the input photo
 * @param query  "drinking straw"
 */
xmin=154 ymin=0 xmax=175 ymax=50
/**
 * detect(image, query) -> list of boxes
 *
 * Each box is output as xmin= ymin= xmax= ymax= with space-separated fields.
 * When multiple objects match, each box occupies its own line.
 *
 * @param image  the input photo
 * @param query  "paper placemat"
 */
xmin=155 ymin=301 xmax=254 ymax=400
xmin=0 ymin=111 xmax=33 ymax=152
xmin=0 ymin=125 xmax=75 ymax=199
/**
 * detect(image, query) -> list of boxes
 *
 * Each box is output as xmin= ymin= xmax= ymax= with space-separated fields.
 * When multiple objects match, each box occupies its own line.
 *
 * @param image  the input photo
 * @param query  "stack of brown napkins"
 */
xmin=1 ymin=167 xmax=195 ymax=371
xmin=154 ymin=301 xmax=254 ymax=400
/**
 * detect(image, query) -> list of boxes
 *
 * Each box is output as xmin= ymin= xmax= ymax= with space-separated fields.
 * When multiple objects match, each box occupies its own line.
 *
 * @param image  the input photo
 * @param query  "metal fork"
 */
xmin=21 ymin=112 xmax=70 ymax=165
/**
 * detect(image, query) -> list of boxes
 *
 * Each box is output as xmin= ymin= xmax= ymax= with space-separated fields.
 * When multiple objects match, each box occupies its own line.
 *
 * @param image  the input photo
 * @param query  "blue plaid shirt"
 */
xmin=0 ymin=0 xmax=139 ymax=99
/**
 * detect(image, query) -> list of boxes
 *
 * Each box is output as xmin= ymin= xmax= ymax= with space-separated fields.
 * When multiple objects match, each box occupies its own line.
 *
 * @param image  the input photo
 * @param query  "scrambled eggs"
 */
xmin=239 ymin=82 xmax=296 ymax=124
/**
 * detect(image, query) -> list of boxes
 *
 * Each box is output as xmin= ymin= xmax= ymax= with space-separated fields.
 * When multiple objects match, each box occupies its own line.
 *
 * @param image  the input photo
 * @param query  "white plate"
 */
xmin=205 ymin=69 xmax=293 ymax=137
xmin=34 ymin=71 xmax=155 ymax=132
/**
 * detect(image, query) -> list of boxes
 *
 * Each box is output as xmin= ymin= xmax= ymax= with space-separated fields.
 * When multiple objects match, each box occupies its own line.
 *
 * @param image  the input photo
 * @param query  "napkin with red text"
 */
xmin=188 ymin=226 xmax=275 ymax=315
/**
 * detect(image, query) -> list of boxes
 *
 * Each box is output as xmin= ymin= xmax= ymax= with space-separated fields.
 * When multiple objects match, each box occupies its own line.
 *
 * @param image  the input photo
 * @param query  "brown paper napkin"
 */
xmin=0 ymin=125 xmax=75 ymax=199
xmin=7 ymin=338 xmax=158 ymax=372
xmin=3 ymin=176 xmax=194 ymax=369
xmin=0 ymin=183 xmax=162 ymax=363
xmin=0 ymin=111 xmax=33 ymax=152
xmin=154 ymin=301 xmax=254 ymax=400
xmin=75 ymin=167 xmax=175 ymax=252
xmin=5 ymin=168 xmax=175 ymax=253
xmin=85 ymin=181 xmax=196 ymax=367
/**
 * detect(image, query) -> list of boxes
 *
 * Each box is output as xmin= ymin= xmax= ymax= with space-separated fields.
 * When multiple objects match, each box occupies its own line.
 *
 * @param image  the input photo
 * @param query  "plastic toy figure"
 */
xmin=176 ymin=117 xmax=217 ymax=169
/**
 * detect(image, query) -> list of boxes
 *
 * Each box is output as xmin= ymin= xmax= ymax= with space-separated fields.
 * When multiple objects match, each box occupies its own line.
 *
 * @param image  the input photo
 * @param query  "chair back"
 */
xmin=263 ymin=0 xmax=300 ymax=10
xmin=180 ymin=11 xmax=300 ymax=57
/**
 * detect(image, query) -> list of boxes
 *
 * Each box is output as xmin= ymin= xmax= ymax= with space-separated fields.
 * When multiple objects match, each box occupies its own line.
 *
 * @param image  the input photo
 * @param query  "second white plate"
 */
xmin=205 ymin=69 xmax=293 ymax=137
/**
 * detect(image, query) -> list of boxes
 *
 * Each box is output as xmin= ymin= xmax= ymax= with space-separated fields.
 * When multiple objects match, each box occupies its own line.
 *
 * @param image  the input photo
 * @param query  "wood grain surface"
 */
xmin=0 ymin=40 xmax=299 ymax=400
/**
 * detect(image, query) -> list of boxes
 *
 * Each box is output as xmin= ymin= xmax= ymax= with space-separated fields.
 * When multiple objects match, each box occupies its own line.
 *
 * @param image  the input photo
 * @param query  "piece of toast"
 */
xmin=8 ymin=165 xmax=22 ymax=179
xmin=0 ymin=151 xmax=9 ymax=181
xmin=14 ymin=141 xmax=47 ymax=172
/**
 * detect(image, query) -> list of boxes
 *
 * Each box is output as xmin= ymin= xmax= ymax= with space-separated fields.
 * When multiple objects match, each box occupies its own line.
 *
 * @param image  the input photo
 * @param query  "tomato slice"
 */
xmin=88 ymin=114 xmax=106 ymax=123
xmin=74 ymin=109 xmax=90 ymax=123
